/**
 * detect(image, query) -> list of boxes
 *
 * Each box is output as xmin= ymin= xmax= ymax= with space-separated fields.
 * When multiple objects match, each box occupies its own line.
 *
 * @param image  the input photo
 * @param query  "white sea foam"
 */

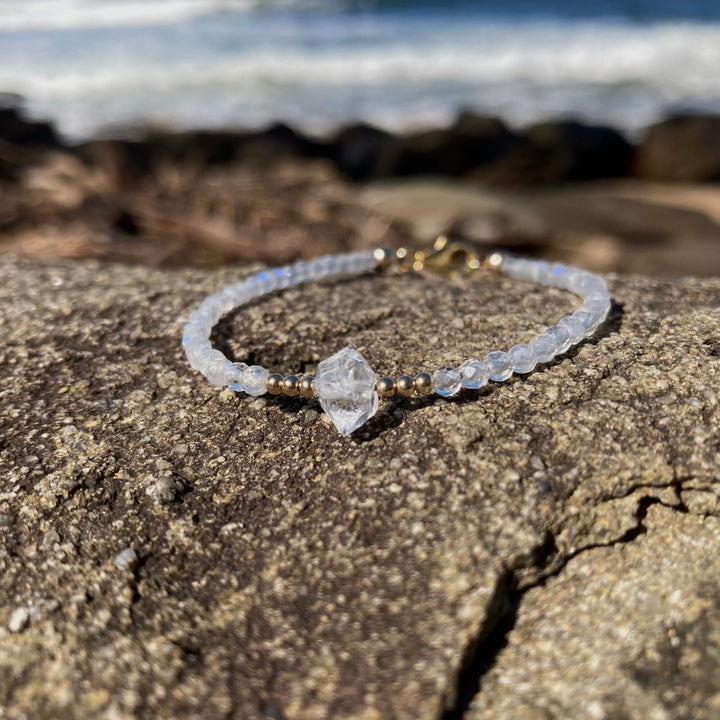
xmin=0 ymin=0 xmax=337 ymax=32
xmin=3 ymin=7 xmax=720 ymax=139
xmin=6 ymin=23 xmax=720 ymax=93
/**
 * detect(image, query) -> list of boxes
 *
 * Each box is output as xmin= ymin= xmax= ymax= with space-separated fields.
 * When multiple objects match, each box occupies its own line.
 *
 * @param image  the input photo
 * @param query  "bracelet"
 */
xmin=182 ymin=238 xmax=611 ymax=436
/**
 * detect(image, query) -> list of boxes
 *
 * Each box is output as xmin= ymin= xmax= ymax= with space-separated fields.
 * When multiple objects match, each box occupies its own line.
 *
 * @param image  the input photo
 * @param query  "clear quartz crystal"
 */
xmin=315 ymin=346 xmax=378 ymax=436
xmin=459 ymin=358 xmax=489 ymax=389
xmin=432 ymin=367 xmax=462 ymax=397
xmin=242 ymin=365 xmax=269 ymax=397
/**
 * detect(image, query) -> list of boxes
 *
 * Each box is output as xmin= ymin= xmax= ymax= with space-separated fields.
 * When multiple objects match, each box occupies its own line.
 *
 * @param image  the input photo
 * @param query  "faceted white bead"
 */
xmin=535 ymin=262 xmax=557 ymax=286
xmin=274 ymin=267 xmax=293 ymax=289
xmin=558 ymin=316 xmax=585 ymax=345
xmin=529 ymin=334 xmax=557 ymax=364
xmin=545 ymin=325 xmax=572 ymax=355
xmin=242 ymin=365 xmax=269 ymax=397
xmin=582 ymin=296 xmax=611 ymax=317
xmin=509 ymin=344 xmax=537 ymax=374
xmin=573 ymin=309 xmax=601 ymax=337
xmin=256 ymin=270 xmax=278 ymax=292
xmin=432 ymin=366 xmax=462 ymax=397
xmin=289 ymin=261 xmax=310 ymax=285
xmin=224 ymin=362 xmax=249 ymax=392
xmin=562 ymin=267 xmax=584 ymax=291
xmin=485 ymin=351 xmax=513 ymax=382
xmin=185 ymin=340 xmax=211 ymax=368
xmin=580 ymin=276 xmax=608 ymax=299
xmin=459 ymin=358 xmax=490 ymax=389
xmin=205 ymin=355 xmax=230 ymax=386
xmin=549 ymin=263 xmax=571 ymax=289
xmin=315 ymin=346 xmax=378 ymax=436
xmin=523 ymin=260 xmax=545 ymax=284
xmin=312 ymin=256 xmax=335 ymax=278
xmin=244 ymin=277 xmax=263 ymax=297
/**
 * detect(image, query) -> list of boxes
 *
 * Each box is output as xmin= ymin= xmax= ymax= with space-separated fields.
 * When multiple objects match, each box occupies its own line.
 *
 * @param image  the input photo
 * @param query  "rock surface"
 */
xmin=636 ymin=115 xmax=720 ymax=182
xmin=360 ymin=179 xmax=720 ymax=277
xmin=470 ymin=505 xmax=720 ymax=720
xmin=1 ymin=256 xmax=720 ymax=720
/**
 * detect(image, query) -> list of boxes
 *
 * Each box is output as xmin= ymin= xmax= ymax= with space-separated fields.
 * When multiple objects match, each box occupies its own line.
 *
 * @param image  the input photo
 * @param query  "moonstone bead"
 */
xmin=572 ymin=309 xmax=599 ymax=336
xmin=184 ymin=340 xmax=210 ymax=367
xmin=315 ymin=346 xmax=378 ymax=436
xmin=459 ymin=358 xmax=490 ymax=389
xmin=432 ymin=367 xmax=462 ymax=397
xmin=225 ymin=362 xmax=249 ymax=392
xmin=558 ymin=316 xmax=585 ymax=345
xmin=529 ymin=334 xmax=557 ymax=364
xmin=545 ymin=325 xmax=572 ymax=355
xmin=509 ymin=344 xmax=537 ymax=374
xmin=242 ymin=365 xmax=269 ymax=396
xmin=205 ymin=355 xmax=230 ymax=386
xmin=485 ymin=351 xmax=513 ymax=382
xmin=582 ymin=296 xmax=611 ymax=317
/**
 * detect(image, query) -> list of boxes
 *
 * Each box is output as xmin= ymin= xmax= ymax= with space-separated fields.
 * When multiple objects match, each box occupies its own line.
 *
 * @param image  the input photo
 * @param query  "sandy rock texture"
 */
xmin=1 ymin=256 xmax=719 ymax=720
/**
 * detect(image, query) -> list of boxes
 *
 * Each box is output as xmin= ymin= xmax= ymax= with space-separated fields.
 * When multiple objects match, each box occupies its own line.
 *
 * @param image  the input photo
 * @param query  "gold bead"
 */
xmin=483 ymin=252 xmax=504 ymax=272
xmin=298 ymin=376 xmax=316 ymax=398
xmin=373 ymin=247 xmax=396 ymax=269
xmin=414 ymin=372 xmax=433 ymax=395
xmin=376 ymin=377 xmax=396 ymax=398
xmin=266 ymin=373 xmax=284 ymax=395
xmin=282 ymin=375 xmax=300 ymax=397
xmin=396 ymin=374 xmax=415 ymax=398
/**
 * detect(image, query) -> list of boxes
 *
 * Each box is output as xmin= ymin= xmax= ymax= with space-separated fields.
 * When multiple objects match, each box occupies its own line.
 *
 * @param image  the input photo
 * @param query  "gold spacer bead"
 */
xmin=282 ymin=375 xmax=300 ymax=397
xmin=373 ymin=247 xmax=396 ymax=269
xmin=413 ymin=371 xmax=433 ymax=395
xmin=396 ymin=374 xmax=415 ymax=398
xmin=266 ymin=373 xmax=284 ymax=395
xmin=483 ymin=251 xmax=504 ymax=272
xmin=376 ymin=376 xmax=396 ymax=398
xmin=298 ymin=375 xmax=316 ymax=398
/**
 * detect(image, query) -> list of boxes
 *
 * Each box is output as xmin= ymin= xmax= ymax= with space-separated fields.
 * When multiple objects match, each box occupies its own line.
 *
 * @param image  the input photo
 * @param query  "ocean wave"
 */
xmin=3 ymin=22 xmax=720 ymax=96
xmin=0 ymin=0 xmax=344 ymax=32
xmin=4 ymin=9 xmax=720 ymax=139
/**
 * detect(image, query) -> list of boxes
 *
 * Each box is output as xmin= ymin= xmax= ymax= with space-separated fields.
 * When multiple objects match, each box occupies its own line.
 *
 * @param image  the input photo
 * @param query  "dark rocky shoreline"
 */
xmin=3 ymin=95 xmax=720 ymax=275
xmin=4 ymin=93 xmax=720 ymax=185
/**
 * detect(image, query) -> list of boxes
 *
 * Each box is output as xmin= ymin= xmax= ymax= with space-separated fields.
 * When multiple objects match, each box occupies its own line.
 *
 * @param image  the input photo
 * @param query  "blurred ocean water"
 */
xmin=2 ymin=0 xmax=720 ymax=140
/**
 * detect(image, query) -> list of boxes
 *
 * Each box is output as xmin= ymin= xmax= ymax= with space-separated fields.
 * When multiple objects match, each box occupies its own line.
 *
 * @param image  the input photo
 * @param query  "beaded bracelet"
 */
xmin=182 ymin=238 xmax=611 ymax=436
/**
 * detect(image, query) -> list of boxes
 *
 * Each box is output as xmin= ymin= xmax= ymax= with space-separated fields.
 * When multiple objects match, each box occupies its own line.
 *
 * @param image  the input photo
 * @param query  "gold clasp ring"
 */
xmin=398 ymin=235 xmax=482 ymax=277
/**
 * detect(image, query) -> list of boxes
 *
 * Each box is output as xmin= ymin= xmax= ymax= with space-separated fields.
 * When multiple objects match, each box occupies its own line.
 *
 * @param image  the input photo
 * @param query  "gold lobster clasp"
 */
xmin=398 ymin=235 xmax=485 ymax=278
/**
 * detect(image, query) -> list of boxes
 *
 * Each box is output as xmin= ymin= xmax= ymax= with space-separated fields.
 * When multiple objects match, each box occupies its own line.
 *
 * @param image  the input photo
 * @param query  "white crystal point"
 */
xmin=315 ymin=346 xmax=378 ymax=436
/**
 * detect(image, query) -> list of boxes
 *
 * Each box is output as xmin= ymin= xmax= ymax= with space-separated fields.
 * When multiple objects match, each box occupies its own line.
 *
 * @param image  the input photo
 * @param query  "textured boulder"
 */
xmin=373 ymin=114 xmax=518 ymax=179
xmin=1 ymin=256 xmax=719 ymax=720
xmin=0 ymin=96 xmax=61 ymax=180
xmin=636 ymin=115 xmax=720 ymax=182
xmin=475 ymin=120 xmax=635 ymax=185
xmin=76 ymin=123 xmax=322 ymax=185
xmin=327 ymin=122 xmax=395 ymax=181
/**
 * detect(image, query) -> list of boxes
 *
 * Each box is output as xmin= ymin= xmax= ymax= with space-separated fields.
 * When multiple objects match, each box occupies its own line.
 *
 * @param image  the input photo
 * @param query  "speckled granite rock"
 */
xmin=1 ymin=256 xmax=719 ymax=720
xmin=469 ymin=505 xmax=720 ymax=720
